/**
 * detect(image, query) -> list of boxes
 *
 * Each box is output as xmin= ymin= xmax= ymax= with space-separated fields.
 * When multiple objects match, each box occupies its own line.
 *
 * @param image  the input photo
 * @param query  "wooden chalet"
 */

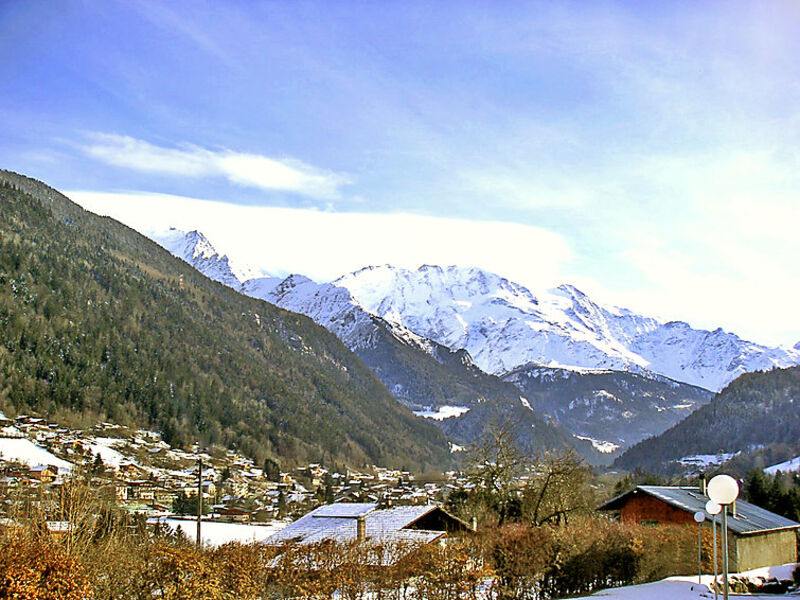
xmin=599 ymin=486 xmax=800 ymax=571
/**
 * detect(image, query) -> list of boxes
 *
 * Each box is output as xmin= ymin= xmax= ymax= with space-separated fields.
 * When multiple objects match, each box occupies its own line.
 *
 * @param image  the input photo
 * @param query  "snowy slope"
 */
xmin=0 ymin=430 xmax=73 ymax=471
xmin=335 ymin=265 xmax=800 ymax=391
xmin=764 ymin=456 xmax=800 ymax=475
xmin=152 ymin=228 xmax=261 ymax=287
xmin=243 ymin=274 xmax=394 ymax=351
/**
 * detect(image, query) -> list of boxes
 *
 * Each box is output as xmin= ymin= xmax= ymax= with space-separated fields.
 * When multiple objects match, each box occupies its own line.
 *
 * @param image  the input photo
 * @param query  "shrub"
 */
xmin=0 ymin=535 xmax=93 ymax=600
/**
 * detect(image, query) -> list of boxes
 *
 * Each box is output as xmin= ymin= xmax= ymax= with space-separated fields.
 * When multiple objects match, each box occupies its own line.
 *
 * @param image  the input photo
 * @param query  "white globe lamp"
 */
xmin=707 ymin=474 xmax=739 ymax=505
xmin=706 ymin=475 xmax=739 ymax=600
xmin=705 ymin=500 xmax=721 ymax=515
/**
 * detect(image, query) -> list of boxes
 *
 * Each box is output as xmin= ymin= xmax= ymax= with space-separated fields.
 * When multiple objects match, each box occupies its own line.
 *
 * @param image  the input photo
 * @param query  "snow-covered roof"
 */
xmin=265 ymin=503 xmax=454 ymax=546
xmin=600 ymin=486 xmax=800 ymax=535
xmin=312 ymin=502 xmax=377 ymax=518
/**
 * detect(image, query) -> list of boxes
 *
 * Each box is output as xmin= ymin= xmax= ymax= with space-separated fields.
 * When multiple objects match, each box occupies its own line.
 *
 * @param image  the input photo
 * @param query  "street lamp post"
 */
xmin=706 ymin=500 xmax=722 ymax=600
xmin=707 ymin=475 xmax=740 ymax=600
xmin=693 ymin=511 xmax=705 ymax=584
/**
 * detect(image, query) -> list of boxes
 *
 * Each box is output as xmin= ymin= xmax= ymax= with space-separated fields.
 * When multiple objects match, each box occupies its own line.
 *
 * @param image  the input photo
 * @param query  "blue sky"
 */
xmin=2 ymin=1 xmax=799 ymax=345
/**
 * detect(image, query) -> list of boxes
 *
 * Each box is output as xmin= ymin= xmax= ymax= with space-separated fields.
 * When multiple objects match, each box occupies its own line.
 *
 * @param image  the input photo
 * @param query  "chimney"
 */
xmin=356 ymin=515 xmax=366 ymax=542
xmin=732 ymin=500 xmax=737 ymax=518
xmin=701 ymin=474 xmax=707 ymax=496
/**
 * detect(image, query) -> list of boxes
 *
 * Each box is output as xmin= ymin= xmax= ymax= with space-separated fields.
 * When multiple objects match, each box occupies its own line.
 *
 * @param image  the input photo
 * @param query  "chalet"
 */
xmin=265 ymin=502 xmax=472 ymax=548
xmin=28 ymin=465 xmax=57 ymax=483
xmin=219 ymin=506 xmax=251 ymax=523
xmin=118 ymin=463 xmax=145 ymax=480
xmin=599 ymin=486 xmax=800 ymax=571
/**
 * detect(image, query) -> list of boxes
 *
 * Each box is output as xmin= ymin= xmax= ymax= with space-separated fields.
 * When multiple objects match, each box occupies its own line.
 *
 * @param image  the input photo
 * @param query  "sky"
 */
xmin=1 ymin=1 xmax=799 ymax=346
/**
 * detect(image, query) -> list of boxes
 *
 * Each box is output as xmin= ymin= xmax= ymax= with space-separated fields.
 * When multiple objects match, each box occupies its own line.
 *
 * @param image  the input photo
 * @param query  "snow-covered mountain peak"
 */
xmin=335 ymin=264 xmax=541 ymax=316
xmin=145 ymin=228 xmax=800 ymax=394
xmin=275 ymin=273 xmax=315 ymax=290
xmin=151 ymin=228 xmax=262 ymax=286
xmin=334 ymin=264 xmax=800 ymax=391
xmin=184 ymin=230 xmax=216 ymax=260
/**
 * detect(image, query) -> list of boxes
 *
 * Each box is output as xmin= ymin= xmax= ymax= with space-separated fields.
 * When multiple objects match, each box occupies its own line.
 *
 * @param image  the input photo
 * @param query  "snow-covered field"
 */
xmin=87 ymin=437 xmax=127 ymax=467
xmin=574 ymin=564 xmax=797 ymax=599
xmin=678 ymin=452 xmax=738 ymax=468
xmin=765 ymin=456 xmax=800 ymax=474
xmin=412 ymin=405 xmax=471 ymax=421
xmin=574 ymin=435 xmax=620 ymax=454
xmin=0 ymin=436 xmax=73 ymax=471
xmin=164 ymin=518 xmax=287 ymax=546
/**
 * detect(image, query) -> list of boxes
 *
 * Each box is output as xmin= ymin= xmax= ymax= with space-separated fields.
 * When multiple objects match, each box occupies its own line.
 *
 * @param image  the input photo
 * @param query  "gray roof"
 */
xmin=265 ymin=503 xmax=448 ymax=546
xmin=311 ymin=503 xmax=377 ymax=518
xmin=600 ymin=486 xmax=800 ymax=536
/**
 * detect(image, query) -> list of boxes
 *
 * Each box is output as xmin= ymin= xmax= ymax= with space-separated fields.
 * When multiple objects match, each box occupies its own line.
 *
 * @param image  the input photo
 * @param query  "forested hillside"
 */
xmin=0 ymin=170 xmax=451 ymax=471
xmin=614 ymin=366 xmax=800 ymax=474
xmin=504 ymin=365 xmax=712 ymax=450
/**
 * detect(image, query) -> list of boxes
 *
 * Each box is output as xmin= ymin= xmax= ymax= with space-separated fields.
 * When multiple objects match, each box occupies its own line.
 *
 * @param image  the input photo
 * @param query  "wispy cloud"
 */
xmin=81 ymin=134 xmax=350 ymax=200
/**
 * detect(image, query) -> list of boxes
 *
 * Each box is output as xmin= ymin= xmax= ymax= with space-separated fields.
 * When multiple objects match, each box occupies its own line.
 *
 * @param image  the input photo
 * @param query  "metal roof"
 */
xmin=311 ymin=502 xmax=377 ymax=518
xmin=599 ymin=486 xmax=800 ymax=536
xmin=265 ymin=503 xmax=447 ymax=545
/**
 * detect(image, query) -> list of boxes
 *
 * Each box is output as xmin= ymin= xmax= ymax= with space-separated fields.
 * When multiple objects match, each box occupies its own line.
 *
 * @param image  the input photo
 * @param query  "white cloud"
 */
xmin=577 ymin=148 xmax=800 ymax=346
xmin=81 ymin=134 xmax=350 ymax=200
xmin=65 ymin=190 xmax=572 ymax=292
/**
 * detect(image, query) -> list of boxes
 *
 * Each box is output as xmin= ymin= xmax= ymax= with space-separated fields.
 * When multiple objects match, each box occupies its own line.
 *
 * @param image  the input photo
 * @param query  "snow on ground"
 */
xmin=765 ymin=456 xmax=800 ymax=474
xmin=574 ymin=435 xmax=620 ymax=454
xmin=678 ymin=452 xmax=738 ymax=468
xmin=574 ymin=578 xmax=709 ymax=600
xmin=164 ymin=518 xmax=287 ymax=547
xmin=413 ymin=405 xmax=471 ymax=421
xmin=0 ymin=437 xmax=73 ymax=471
xmin=573 ymin=564 xmax=797 ymax=599
xmin=86 ymin=438 xmax=127 ymax=467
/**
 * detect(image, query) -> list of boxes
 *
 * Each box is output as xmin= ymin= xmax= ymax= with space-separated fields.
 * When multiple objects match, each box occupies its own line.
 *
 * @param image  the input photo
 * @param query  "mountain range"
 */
xmin=5 ymin=169 xmax=795 ymax=475
xmin=152 ymin=228 xmax=768 ymax=455
xmin=335 ymin=264 xmax=800 ymax=393
xmin=152 ymin=230 xmax=800 ymax=395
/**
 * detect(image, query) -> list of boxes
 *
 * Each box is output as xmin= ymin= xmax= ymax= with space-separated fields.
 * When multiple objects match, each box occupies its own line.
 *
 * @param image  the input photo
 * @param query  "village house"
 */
xmin=265 ymin=501 xmax=472 ymax=548
xmin=599 ymin=485 xmax=800 ymax=571
xmin=28 ymin=465 xmax=57 ymax=483
xmin=219 ymin=506 xmax=251 ymax=523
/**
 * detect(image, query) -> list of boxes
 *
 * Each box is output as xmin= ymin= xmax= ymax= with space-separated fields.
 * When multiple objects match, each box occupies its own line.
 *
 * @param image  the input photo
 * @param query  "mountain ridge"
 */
xmin=613 ymin=366 xmax=800 ymax=475
xmin=0 ymin=170 xmax=451 ymax=471
xmin=333 ymin=264 xmax=800 ymax=392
